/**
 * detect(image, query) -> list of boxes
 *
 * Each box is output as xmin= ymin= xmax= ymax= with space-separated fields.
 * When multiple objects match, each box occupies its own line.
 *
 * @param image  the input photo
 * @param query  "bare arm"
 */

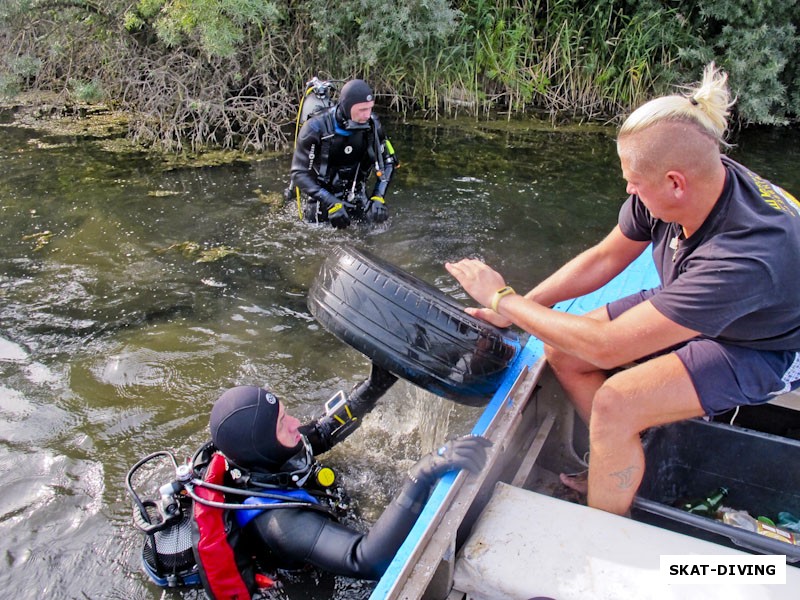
xmin=525 ymin=226 xmax=649 ymax=306
xmin=465 ymin=227 xmax=649 ymax=326
xmin=445 ymin=230 xmax=699 ymax=368
xmin=494 ymin=293 xmax=697 ymax=368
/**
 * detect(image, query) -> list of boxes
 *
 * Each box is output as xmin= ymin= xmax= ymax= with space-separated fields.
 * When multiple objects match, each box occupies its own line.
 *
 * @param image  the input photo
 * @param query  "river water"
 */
xmin=0 ymin=110 xmax=798 ymax=599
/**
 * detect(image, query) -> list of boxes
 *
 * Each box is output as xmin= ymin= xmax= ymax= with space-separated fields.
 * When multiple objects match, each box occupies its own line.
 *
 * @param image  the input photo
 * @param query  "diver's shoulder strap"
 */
xmin=317 ymin=106 xmax=336 ymax=184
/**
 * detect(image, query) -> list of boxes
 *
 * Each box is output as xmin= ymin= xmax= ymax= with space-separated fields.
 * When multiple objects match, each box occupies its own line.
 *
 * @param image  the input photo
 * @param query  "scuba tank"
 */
xmin=284 ymin=77 xmax=340 ymax=206
xmin=293 ymin=77 xmax=338 ymax=150
xmin=126 ymin=451 xmax=200 ymax=588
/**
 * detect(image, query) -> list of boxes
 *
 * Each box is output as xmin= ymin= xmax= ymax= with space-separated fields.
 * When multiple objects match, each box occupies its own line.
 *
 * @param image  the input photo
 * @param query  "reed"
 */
xmin=1 ymin=0 xmax=795 ymax=151
xmin=352 ymin=0 xmax=690 ymax=122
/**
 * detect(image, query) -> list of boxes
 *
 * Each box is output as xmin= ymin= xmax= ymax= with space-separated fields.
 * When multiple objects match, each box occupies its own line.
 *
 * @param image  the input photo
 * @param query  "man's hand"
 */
xmin=445 ymin=259 xmax=514 ymax=326
xmin=445 ymin=258 xmax=506 ymax=306
xmin=464 ymin=306 xmax=514 ymax=328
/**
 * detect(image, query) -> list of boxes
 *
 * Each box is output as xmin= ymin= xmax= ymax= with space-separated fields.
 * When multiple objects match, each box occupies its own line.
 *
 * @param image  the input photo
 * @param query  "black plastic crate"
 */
xmin=634 ymin=418 xmax=800 ymax=561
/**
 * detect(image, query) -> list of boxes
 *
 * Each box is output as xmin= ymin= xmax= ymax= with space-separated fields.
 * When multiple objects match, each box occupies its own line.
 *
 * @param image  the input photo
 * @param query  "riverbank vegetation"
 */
xmin=1 ymin=0 xmax=797 ymax=152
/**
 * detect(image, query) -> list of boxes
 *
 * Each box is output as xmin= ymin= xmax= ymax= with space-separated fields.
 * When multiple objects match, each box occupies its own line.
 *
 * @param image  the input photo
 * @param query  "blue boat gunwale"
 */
xmin=370 ymin=247 xmax=660 ymax=599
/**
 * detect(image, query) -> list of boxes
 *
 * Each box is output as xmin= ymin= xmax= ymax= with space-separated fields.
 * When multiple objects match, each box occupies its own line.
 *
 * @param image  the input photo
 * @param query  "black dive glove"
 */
xmin=408 ymin=435 xmax=492 ymax=487
xmin=366 ymin=196 xmax=388 ymax=224
xmin=327 ymin=202 xmax=351 ymax=229
xmin=315 ymin=190 xmax=352 ymax=229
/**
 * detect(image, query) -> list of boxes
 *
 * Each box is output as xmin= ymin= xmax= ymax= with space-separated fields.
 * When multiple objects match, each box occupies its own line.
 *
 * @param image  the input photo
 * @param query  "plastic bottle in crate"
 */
xmin=777 ymin=511 xmax=800 ymax=533
xmin=720 ymin=508 xmax=800 ymax=545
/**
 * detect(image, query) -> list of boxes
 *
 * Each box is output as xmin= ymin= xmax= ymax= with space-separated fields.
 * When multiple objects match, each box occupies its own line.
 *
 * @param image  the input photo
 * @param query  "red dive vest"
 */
xmin=192 ymin=452 xmax=275 ymax=599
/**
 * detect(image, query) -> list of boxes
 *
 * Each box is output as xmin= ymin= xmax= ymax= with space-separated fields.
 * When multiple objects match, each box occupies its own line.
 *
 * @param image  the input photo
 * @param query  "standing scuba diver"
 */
xmin=289 ymin=79 xmax=397 ymax=228
xmin=127 ymin=363 xmax=490 ymax=599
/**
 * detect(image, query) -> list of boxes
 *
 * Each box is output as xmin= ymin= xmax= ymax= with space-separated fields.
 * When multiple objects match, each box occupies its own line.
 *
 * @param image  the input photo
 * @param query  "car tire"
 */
xmin=307 ymin=245 xmax=526 ymax=406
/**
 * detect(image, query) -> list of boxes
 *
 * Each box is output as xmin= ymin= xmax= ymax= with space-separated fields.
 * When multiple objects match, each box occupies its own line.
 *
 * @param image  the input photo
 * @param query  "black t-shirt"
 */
xmin=619 ymin=156 xmax=800 ymax=351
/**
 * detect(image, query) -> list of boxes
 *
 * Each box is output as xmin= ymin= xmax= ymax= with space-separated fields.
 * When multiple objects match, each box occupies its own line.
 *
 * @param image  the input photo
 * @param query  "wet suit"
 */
xmin=246 ymin=457 xmax=434 ymax=579
xmin=206 ymin=366 xmax=490 ymax=587
xmin=290 ymin=96 xmax=395 ymax=227
xmin=246 ymin=363 xmax=415 ymax=578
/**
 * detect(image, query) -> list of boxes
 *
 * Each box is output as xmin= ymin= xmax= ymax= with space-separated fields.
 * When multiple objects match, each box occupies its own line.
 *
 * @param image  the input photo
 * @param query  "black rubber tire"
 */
xmin=307 ymin=245 xmax=526 ymax=406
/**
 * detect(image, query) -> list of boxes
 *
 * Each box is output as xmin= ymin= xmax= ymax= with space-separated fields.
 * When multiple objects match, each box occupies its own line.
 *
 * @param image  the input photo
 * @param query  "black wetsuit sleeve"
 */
xmin=249 ymin=475 xmax=430 ymax=579
xmin=369 ymin=115 xmax=396 ymax=199
xmin=290 ymin=119 xmax=338 ymax=206
xmin=301 ymin=363 xmax=397 ymax=455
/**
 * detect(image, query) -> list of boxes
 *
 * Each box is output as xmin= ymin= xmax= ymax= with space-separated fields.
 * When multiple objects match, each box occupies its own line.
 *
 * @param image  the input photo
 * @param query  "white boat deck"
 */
xmin=454 ymin=482 xmax=800 ymax=600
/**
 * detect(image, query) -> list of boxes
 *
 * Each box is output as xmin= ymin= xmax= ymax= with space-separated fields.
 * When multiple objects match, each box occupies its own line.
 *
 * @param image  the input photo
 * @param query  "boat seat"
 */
xmin=770 ymin=390 xmax=800 ymax=411
xmin=452 ymin=481 xmax=799 ymax=600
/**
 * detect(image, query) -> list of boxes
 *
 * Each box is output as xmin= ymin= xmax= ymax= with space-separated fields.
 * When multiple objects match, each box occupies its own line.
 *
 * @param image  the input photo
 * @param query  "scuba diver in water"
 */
xmin=128 ymin=363 xmax=490 ymax=599
xmin=289 ymin=78 xmax=397 ymax=228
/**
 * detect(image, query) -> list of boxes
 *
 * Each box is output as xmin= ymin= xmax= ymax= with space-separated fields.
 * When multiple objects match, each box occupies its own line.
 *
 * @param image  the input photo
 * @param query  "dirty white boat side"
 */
xmin=370 ymin=248 xmax=800 ymax=600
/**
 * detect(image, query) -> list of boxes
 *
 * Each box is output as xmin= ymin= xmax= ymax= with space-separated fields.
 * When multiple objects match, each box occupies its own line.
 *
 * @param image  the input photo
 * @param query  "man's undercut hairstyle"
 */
xmin=619 ymin=62 xmax=735 ymax=147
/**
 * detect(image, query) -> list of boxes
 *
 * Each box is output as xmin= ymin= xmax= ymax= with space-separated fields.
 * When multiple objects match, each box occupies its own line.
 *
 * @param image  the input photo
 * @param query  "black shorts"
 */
xmin=607 ymin=289 xmax=800 ymax=416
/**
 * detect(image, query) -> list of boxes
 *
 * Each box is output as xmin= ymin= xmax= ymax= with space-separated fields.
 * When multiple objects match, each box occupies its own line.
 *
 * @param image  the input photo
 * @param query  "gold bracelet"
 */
xmin=490 ymin=285 xmax=516 ymax=312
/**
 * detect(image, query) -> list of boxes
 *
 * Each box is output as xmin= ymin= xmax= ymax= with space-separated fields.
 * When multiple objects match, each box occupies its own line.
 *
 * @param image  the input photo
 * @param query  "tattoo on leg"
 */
xmin=610 ymin=466 xmax=637 ymax=489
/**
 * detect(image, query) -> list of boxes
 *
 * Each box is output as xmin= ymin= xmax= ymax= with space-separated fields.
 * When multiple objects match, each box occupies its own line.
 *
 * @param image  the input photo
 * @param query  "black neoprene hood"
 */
xmin=337 ymin=79 xmax=373 ymax=122
xmin=210 ymin=386 xmax=300 ymax=470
